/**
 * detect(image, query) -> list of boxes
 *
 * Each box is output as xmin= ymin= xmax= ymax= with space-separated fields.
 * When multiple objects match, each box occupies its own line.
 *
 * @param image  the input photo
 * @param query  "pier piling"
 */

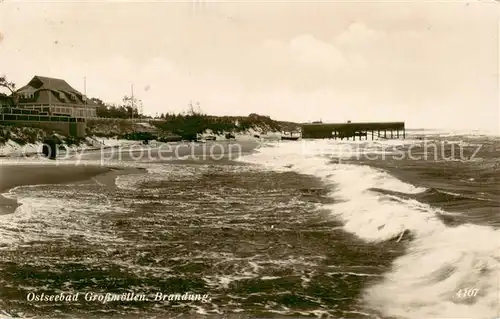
xmin=302 ymin=122 xmax=405 ymax=140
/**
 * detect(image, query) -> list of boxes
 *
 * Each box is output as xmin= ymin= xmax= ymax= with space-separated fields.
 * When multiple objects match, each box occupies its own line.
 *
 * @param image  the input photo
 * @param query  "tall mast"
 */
xmin=84 ymin=77 xmax=87 ymax=104
xmin=131 ymin=83 xmax=134 ymax=120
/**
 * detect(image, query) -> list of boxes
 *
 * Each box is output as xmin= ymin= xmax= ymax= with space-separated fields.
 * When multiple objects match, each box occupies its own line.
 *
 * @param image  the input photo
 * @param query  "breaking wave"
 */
xmin=237 ymin=138 xmax=500 ymax=319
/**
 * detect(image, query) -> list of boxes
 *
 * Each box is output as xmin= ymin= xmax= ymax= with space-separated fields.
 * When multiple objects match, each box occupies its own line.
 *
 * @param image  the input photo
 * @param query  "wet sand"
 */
xmin=0 ymin=165 xmax=143 ymax=215
xmin=0 ymin=140 xmax=261 ymax=215
xmin=0 ymin=165 xmax=113 ymax=193
xmin=78 ymin=140 xmax=261 ymax=163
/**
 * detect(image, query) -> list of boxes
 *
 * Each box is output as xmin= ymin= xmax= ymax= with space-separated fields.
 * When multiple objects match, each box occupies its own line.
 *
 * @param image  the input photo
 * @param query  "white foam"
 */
xmin=115 ymin=164 xmax=202 ymax=190
xmin=0 ymin=185 xmax=128 ymax=248
xmin=364 ymin=224 xmax=500 ymax=319
xmin=238 ymin=140 xmax=430 ymax=241
xmin=406 ymin=128 xmax=500 ymax=137
xmin=0 ymin=310 xmax=33 ymax=319
xmin=237 ymin=138 xmax=500 ymax=319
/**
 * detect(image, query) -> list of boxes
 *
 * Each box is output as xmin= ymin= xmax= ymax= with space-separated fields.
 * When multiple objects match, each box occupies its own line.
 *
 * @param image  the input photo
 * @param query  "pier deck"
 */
xmin=301 ymin=122 xmax=405 ymax=140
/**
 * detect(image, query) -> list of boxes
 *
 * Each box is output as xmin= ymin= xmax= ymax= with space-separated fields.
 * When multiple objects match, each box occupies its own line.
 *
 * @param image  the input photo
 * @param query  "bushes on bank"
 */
xmin=151 ymin=113 xmax=286 ymax=137
xmin=0 ymin=125 xmax=47 ymax=145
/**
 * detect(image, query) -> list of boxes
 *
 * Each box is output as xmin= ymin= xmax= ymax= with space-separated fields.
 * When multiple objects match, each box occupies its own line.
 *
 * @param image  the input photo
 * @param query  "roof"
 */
xmin=16 ymin=75 xmax=97 ymax=107
xmin=35 ymin=90 xmax=61 ymax=105
xmin=33 ymin=75 xmax=80 ymax=93
xmin=17 ymin=75 xmax=79 ymax=93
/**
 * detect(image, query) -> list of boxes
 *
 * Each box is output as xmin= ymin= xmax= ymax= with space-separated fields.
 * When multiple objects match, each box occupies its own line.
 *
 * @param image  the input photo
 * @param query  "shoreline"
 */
xmin=0 ymin=142 xmax=133 ymax=159
xmin=0 ymin=133 xmax=274 ymax=159
xmin=0 ymin=140 xmax=260 ymax=216
xmin=0 ymin=165 xmax=145 ymax=216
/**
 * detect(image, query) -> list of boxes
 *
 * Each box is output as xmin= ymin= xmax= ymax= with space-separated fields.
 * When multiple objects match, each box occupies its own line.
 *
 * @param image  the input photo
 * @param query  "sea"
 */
xmin=0 ymin=130 xmax=498 ymax=319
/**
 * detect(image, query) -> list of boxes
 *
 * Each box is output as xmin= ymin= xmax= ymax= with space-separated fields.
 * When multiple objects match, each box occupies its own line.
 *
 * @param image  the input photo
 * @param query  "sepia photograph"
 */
xmin=0 ymin=0 xmax=498 ymax=318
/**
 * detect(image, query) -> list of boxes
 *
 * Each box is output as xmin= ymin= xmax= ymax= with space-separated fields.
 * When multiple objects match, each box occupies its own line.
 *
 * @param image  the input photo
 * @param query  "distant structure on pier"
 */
xmin=301 ymin=121 xmax=405 ymax=140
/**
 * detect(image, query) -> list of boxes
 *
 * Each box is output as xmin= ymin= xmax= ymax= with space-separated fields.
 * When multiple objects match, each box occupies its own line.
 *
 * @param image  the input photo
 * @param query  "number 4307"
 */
xmin=456 ymin=288 xmax=479 ymax=298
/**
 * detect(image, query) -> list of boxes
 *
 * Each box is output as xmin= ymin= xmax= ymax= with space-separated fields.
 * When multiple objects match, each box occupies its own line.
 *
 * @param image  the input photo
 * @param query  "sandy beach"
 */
xmin=0 ymin=164 xmax=148 ymax=216
xmin=0 ymin=135 xmax=498 ymax=318
xmin=0 ymin=140 xmax=260 ymax=216
xmin=76 ymin=140 xmax=261 ymax=163
xmin=0 ymin=165 xmax=112 ymax=215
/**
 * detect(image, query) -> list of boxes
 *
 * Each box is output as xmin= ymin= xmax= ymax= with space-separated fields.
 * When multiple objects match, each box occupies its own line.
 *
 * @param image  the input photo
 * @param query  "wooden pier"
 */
xmin=301 ymin=122 xmax=405 ymax=140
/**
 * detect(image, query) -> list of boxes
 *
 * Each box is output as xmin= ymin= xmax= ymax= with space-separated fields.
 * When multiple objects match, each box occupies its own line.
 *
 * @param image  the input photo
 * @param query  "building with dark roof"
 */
xmin=15 ymin=75 xmax=97 ymax=118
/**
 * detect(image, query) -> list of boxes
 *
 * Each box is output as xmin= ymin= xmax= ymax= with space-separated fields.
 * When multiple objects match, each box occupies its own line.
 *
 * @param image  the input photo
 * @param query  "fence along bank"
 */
xmin=0 ymin=75 xmax=99 ymax=138
xmin=0 ymin=107 xmax=86 ymax=138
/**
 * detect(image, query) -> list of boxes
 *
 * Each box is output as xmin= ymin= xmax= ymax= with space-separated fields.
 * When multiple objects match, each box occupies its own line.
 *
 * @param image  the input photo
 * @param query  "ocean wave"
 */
xmin=0 ymin=185 xmax=129 ymax=248
xmin=406 ymin=128 xmax=500 ymax=137
xmin=364 ymin=224 xmax=500 ymax=319
xmin=237 ymin=139 xmax=500 ymax=319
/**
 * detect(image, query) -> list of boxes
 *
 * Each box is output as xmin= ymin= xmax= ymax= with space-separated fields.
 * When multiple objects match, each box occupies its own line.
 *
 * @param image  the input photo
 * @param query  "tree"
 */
xmin=187 ymin=100 xmax=203 ymax=116
xmin=122 ymin=95 xmax=143 ymax=118
xmin=91 ymin=97 xmax=109 ymax=118
xmin=0 ymin=75 xmax=17 ymax=106
xmin=0 ymin=76 xmax=16 ymax=94
xmin=90 ymin=97 xmax=105 ymax=106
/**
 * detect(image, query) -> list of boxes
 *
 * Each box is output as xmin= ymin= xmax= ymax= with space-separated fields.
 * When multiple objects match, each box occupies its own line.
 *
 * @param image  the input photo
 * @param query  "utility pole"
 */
xmin=83 ymin=77 xmax=87 ymax=118
xmin=131 ymin=83 xmax=134 ymax=121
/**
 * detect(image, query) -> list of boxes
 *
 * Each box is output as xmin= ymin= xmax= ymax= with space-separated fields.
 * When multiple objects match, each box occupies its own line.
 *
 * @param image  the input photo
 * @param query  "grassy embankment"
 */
xmin=0 ymin=114 xmax=299 ymax=148
xmin=0 ymin=125 xmax=82 ymax=147
xmin=86 ymin=114 xmax=299 ymax=140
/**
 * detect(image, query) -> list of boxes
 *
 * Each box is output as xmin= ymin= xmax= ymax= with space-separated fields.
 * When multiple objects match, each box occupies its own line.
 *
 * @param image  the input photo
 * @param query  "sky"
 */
xmin=0 ymin=0 xmax=498 ymax=131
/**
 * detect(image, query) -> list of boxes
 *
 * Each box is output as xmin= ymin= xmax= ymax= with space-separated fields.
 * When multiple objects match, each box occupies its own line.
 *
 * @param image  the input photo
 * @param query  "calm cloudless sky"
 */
xmin=0 ymin=0 xmax=498 ymax=131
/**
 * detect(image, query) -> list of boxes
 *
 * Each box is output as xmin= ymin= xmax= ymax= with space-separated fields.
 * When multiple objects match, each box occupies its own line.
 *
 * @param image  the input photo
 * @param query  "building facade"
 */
xmin=15 ymin=75 xmax=97 ymax=118
xmin=0 ymin=93 xmax=14 ymax=110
